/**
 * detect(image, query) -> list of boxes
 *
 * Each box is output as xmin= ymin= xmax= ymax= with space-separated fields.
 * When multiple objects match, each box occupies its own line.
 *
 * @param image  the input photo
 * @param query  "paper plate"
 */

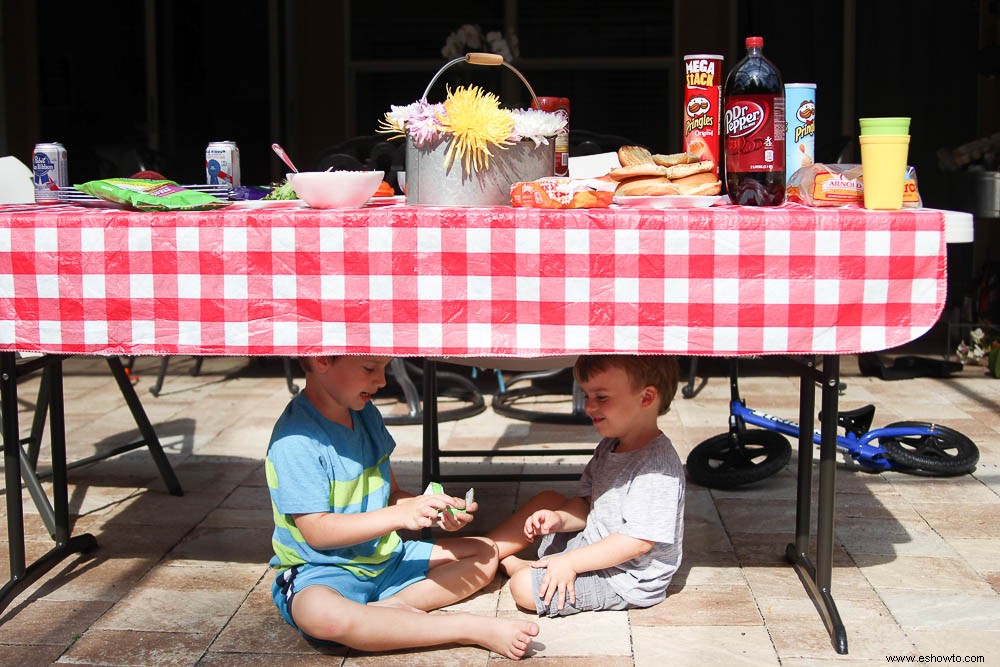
xmin=613 ymin=195 xmax=723 ymax=209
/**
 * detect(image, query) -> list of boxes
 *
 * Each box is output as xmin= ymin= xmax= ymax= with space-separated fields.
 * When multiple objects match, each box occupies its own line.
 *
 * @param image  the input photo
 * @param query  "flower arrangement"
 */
xmin=955 ymin=327 xmax=1000 ymax=377
xmin=379 ymin=86 xmax=567 ymax=173
xmin=441 ymin=24 xmax=519 ymax=62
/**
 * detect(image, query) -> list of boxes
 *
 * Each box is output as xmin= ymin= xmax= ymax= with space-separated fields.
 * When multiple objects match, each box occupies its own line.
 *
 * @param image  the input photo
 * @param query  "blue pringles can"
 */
xmin=784 ymin=83 xmax=816 ymax=184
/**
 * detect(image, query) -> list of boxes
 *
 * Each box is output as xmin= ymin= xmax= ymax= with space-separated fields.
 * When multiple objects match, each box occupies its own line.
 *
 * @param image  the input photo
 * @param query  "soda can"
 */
xmin=532 ymin=96 xmax=570 ymax=177
xmin=683 ymin=54 xmax=724 ymax=177
xmin=785 ymin=83 xmax=816 ymax=183
xmin=33 ymin=142 xmax=68 ymax=203
xmin=205 ymin=141 xmax=241 ymax=187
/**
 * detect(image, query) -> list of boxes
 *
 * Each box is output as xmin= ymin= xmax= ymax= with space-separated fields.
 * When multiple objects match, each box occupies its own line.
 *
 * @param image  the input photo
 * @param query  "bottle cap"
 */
xmin=746 ymin=36 xmax=764 ymax=48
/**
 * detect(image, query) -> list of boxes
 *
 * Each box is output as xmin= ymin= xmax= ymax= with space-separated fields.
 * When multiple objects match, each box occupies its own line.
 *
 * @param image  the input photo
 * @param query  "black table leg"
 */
xmin=1 ymin=353 xmax=98 ymax=617
xmin=421 ymin=359 xmax=439 ymax=491
xmin=785 ymin=355 xmax=848 ymax=654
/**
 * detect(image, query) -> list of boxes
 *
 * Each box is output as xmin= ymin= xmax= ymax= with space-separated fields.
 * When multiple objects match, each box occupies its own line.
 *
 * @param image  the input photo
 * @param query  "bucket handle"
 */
xmin=420 ymin=52 xmax=540 ymax=109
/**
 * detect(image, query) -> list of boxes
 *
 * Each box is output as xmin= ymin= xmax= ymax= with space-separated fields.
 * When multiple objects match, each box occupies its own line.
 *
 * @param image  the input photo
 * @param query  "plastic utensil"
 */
xmin=271 ymin=143 xmax=299 ymax=173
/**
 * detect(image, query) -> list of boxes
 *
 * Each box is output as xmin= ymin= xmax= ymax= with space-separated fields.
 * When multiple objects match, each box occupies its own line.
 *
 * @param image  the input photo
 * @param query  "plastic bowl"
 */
xmin=289 ymin=170 xmax=384 ymax=208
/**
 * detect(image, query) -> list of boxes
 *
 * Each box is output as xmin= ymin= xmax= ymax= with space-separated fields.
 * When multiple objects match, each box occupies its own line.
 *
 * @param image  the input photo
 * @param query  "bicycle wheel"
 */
xmin=686 ymin=430 xmax=792 ymax=489
xmin=878 ymin=421 xmax=979 ymax=476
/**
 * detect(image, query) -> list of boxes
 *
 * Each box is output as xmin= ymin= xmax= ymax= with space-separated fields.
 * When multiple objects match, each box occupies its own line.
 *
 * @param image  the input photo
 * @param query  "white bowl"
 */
xmin=289 ymin=170 xmax=384 ymax=209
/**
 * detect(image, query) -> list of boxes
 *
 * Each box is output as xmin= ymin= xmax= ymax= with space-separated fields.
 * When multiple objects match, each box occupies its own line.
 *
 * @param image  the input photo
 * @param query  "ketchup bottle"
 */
xmin=723 ymin=36 xmax=785 ymax=206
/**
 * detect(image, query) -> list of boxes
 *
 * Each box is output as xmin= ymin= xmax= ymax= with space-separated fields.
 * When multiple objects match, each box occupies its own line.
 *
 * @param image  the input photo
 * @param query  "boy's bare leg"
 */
xmin=293 ymin=586 xmax=539 ymax=660
xmin=486 ymin=491 xmax=566 ymax=575
xmin=379 ymin=536 xmax=498 ymax=611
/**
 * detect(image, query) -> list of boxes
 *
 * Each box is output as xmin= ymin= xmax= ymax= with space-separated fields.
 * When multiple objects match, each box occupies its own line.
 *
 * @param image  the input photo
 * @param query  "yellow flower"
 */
xmin=437 ymin=86 xmax=514 ymax=172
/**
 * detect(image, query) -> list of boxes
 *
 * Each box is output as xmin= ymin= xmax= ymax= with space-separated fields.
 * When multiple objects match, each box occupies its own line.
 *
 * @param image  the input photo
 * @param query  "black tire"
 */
xmin=686 ymin=430 xmax=792 ymax=489
xmin=878 ymin=421 xmax=979 ymax=476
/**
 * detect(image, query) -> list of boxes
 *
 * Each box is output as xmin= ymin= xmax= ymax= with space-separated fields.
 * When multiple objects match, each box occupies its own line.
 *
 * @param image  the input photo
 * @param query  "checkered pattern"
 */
xmin=0 ymin=203 xmax=946 ymax=357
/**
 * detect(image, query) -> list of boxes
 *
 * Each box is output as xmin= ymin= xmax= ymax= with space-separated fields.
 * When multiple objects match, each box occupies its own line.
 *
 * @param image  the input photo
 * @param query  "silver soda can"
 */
xmin=205 ymin=141 xmax=241 ymax=187
xmin=784 ymin=83 xmax=816 ymax=184
xmin=33 ymin=142 xmax=68 ymax=203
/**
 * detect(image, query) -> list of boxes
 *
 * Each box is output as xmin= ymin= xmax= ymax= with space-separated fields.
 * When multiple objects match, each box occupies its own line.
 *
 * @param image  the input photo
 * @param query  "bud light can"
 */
xmin=33 ymin=142 xmax=68 ymax=203
xmin=784 ymin=83 xmax=816 ymax=184
xmin=205 ymin=141 xmax=241 ymax=187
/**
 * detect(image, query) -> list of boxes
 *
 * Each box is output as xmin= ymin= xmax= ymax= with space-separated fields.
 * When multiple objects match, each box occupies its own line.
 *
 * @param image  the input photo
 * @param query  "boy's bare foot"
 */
xmin=478 ymin=618 xmax=539 ymax=660
xmin=500 ymin=555 xmax=531 ymax=578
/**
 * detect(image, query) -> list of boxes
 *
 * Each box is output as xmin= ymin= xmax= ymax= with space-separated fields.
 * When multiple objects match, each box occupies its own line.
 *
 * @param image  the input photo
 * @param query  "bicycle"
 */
xmin=685 ymin=359 xmax=980 ymax=489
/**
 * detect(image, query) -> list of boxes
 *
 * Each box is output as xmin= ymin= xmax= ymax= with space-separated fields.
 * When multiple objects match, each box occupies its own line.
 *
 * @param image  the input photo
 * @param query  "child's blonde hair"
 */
xmin=574 ymin=355 xmax=680 ymax=415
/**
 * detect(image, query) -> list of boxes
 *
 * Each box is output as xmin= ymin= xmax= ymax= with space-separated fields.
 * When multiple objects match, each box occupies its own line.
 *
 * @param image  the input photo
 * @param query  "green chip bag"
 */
xmin=76 ymin=178 xmax=229 ymax=211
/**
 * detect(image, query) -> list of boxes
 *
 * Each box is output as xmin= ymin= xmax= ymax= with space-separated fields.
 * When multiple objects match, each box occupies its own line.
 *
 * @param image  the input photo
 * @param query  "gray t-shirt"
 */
xmin=575 ymin=432 xmax=685 ymax=607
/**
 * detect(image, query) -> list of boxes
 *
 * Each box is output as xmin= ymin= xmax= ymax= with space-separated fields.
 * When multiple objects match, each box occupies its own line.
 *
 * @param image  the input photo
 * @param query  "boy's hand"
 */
xmin=524 ymin=509 xmax=562 ymax=540
xmin=434 ymin=500 xmax=479 ymax=531
xmin=532 ymin=554 xmax=578 ymax=610
xmin=398 ymin=494 xmax=456 ymax=530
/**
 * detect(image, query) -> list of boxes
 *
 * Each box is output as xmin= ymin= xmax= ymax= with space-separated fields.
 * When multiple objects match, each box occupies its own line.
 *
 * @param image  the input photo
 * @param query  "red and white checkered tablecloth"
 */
xmin=0 ymin=202 xmax=946 ymax=358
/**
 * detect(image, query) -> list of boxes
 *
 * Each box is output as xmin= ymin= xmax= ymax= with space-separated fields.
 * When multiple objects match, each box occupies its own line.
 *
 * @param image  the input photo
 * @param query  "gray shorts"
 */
xmin=531 ymin=531 xmax=630 ymax=617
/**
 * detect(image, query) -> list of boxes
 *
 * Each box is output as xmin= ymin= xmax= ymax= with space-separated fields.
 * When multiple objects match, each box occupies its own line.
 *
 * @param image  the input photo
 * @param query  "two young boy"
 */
xmin=265 ymin=354 xmax=684 ymax=658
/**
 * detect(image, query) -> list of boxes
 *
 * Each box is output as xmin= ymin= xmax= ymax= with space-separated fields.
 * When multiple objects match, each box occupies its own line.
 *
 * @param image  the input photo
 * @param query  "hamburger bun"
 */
xmin=652 ymin=152 xmax=700 ymax=167
xmin=609 ymin=163 xmax=669 ymax=181
xmin=671 ymin=171 xmax=721 ymax=195
xmin=615 ymin=177 xmax=680 ymax=197
xmin=617 ymin=145 xmax=654 ymax=166
xmin=663 ymin=160 xmax=716 ymax=179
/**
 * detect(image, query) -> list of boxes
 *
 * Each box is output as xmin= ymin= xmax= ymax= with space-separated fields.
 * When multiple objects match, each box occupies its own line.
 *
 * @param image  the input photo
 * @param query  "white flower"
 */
xmin=511 ymin=109 xmax=567 ymax=146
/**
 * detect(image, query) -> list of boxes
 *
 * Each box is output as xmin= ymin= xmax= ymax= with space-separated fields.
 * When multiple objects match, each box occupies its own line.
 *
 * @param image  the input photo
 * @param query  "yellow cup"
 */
xmin=859 ymin=135 xmax=910 ymax=210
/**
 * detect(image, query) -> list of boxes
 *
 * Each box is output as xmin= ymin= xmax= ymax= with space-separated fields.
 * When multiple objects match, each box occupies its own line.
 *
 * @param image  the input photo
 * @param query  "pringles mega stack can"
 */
xmin=784 ymin=83 xmax=816 ymax=183
xmin=683 ymin=54 xmax=724 ymax=177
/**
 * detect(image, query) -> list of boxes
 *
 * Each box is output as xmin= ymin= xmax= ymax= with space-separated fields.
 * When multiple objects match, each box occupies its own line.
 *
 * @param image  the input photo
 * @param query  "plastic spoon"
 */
xmin=271 ymin=143 xmax=299 ymax=173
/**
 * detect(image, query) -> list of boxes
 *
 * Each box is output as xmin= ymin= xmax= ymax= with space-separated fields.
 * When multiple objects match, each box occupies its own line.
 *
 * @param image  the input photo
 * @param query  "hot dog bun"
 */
xmin=663 ymin=160 xmax=716 ymax=179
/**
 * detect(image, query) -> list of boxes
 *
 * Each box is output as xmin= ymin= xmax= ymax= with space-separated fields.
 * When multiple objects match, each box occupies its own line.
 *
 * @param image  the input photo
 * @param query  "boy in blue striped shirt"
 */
xmin=266 ymin=355 xmax=538 ymax=659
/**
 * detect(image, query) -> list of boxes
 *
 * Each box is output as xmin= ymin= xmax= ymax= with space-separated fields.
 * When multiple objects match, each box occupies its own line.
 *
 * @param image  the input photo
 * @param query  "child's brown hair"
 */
xmin=574 ymin=355 xmax=680 ymax=415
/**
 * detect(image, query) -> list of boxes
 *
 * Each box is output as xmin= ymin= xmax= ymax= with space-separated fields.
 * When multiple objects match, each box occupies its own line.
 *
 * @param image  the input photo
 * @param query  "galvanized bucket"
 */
xmin=405 ymin=53 xmax=555 ymax=207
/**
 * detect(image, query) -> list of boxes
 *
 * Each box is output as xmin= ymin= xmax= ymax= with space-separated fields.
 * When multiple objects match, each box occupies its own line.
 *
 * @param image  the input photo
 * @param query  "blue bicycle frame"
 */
xmin=729 ymin=400 xmax=942 ymax=471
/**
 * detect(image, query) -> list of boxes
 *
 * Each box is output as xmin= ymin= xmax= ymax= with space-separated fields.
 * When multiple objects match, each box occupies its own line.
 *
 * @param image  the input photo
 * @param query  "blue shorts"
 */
xmin=272 ymin=538 xmax=434 ymax=642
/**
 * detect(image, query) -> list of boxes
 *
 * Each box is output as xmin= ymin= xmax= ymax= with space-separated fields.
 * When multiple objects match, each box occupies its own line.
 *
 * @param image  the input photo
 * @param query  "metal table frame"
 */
xmin=1 ymin=353 xmax=183 ymax=616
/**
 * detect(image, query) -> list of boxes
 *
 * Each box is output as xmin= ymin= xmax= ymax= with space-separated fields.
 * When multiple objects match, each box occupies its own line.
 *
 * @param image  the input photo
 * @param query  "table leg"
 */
xmin=784 ymin=355 xmax=848 ymax=654
xmin=1 ymin=353 xmax=98 ymax=617
xmin=421 ymin=359 xmax=439 ymax=491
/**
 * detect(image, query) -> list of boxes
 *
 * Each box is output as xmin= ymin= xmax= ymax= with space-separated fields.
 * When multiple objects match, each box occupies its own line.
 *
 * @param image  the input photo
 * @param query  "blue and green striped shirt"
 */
xmin=266 ymin=394 xmax=401 ymax=578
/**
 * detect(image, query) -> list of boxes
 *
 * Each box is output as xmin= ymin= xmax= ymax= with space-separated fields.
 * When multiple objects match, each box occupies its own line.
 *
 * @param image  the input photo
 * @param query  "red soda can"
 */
xmin=532 ymin=96 xmax=570 ymax=177
xmin=683 ymin=54 xmax=724 ymax=177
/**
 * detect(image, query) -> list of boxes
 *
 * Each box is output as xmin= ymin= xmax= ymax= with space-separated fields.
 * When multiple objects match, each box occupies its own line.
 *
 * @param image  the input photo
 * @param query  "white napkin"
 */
xmin=568 ymin=152 xmax=621 ymax=179
xmin=0 ymin=156 xmax=35 ymax=204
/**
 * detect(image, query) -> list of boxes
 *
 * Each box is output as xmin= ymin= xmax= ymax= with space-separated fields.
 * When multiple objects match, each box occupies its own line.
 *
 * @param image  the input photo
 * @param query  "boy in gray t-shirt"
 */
xmin=488 ymin=355 xmax=684 ymax=616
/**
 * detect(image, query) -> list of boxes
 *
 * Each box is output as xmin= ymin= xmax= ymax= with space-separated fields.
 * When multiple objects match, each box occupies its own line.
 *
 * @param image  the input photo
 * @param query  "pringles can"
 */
xmin=205 ymin=140 xmax=241 ymax=187
xmin=784 ymin=83 xmax=816 ymax=183
xmin=683 ymin=54 xmax=724 ymax=177
xmin=33 ymin=142 xmax=68 ymax=203
xmin=532 ymin=96 xmax=570 ymax=176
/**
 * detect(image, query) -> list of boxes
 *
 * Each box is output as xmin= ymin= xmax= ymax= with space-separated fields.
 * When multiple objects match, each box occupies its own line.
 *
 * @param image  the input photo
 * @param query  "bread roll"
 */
xmin=671 ymin=171 xmax=721 ymax=195
xmin=652 ymin=152 xmax=700 ymax=167
xmin=663 ymin=160 xmax=715 ymax=179
xmin=609 ymin=163 xmax=669 ymax=181
xmin=617 ymin=145 xmax=654 ymax=166
xmin=615 ymin=177 xmax=680 ymax=197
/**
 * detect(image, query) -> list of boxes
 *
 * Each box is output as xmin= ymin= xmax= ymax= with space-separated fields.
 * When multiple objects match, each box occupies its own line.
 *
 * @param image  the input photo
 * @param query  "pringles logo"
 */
xmin=725 ymin=102 xmax=767 ymax=138
xmin=685 ymin=95 xmax=714 ymax=133
xmin=794 ymin=100 xmax=816 ymax=142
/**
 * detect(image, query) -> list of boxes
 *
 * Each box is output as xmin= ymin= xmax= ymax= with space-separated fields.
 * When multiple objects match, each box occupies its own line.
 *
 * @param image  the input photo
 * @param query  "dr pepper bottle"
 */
xmin=723 ymin=36 xmax=785 ymax=206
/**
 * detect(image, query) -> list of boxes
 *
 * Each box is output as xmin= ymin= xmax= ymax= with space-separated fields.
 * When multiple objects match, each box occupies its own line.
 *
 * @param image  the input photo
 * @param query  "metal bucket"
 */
xmin=406 ymin=136 xmax=554 ymax=206
xmin=404 ymin=53 xmax=556 ymax=207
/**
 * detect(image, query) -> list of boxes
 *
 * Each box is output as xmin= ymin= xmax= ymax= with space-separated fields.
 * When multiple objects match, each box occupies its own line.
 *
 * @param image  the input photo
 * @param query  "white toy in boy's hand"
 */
xmin=423 ymin=482 xmax=475 ymax=515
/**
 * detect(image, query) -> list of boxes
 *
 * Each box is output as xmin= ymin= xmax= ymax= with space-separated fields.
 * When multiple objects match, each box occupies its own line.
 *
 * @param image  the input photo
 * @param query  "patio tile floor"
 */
xmin=2 ymin=337 xmax=999 ymax=665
